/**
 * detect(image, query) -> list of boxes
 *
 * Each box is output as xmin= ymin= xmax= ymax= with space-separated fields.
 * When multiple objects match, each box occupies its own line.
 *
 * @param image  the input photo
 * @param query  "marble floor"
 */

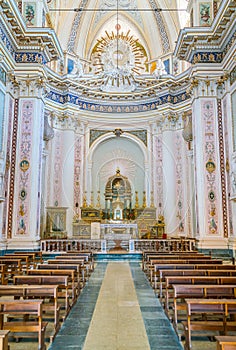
xmin=8 ymin=260 xmax=221 ymax=350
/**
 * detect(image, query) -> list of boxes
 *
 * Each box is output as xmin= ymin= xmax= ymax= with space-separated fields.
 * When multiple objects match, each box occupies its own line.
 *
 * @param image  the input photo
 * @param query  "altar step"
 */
xmin=106 ymin=239 xmax=129 ymax=252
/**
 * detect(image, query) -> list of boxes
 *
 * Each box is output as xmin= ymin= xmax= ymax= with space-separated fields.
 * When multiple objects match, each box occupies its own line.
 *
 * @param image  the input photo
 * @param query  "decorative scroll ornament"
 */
xmin=206 ymin=159 xmax=216 ymax=173
xmin=44 ymin=112 xmax=54 ymax=141
xmin=19 ymin=159 xmax=29 ymax=172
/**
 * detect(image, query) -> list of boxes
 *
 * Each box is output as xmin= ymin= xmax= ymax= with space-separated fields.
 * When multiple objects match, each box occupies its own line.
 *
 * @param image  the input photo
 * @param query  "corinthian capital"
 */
xmin=6 ymin=73 xmax=20 ymax=96
xmin=7 ymin=73 xmax=47 ymax=98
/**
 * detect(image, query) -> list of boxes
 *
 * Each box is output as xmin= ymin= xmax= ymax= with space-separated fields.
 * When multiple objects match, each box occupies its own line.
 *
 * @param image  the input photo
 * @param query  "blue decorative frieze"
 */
xmin=191 ymin=52 xmax=223 ymax=64
xmin=0 ymin=19 xmax=48 ymax=64
xmin=47 ymin=90 xmax=66 ymax=104
xmin=14 ymin=52 xmax=47 ymax=64
xmin=46 ymin=90 xmax=191 ymax=113
xmin=191 ymin=30 xmax=236 ymax=64
xmin=0 ymin=20 xmax=16 ymax=58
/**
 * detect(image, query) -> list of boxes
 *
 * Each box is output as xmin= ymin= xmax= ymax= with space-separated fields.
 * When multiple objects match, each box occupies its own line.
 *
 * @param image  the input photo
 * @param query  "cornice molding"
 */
xmin=174 ymin=0 xmax=236 ymax=63
xmin=44 ymin=67 xmax=191 ymax=104
xmin=45 ymin=88 xmax=191 ymax=113
xmin=0 ymin=0 xmax=63 ymax=62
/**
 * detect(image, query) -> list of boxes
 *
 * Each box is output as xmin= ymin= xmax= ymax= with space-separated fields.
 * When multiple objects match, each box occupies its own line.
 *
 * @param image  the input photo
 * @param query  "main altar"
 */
xmin=100 ymin=223 xmax=138 ymax=238
xmin=72 ymin=169 xmax=165 ymax=242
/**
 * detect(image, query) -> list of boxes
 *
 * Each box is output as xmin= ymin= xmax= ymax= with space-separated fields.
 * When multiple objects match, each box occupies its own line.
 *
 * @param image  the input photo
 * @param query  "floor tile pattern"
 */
xmin=48 ymin=262 xmax=107 ymax=350
xmin=130 ymin=262 xmax=183 ymax=350
xmin=83 ymin=262 xmax=150 ymax=350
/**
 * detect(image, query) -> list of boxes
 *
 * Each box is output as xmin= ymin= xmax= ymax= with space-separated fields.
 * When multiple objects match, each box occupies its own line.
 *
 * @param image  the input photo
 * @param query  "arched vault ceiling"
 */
xmin=48 ymin=0 xmax=189 ymax=60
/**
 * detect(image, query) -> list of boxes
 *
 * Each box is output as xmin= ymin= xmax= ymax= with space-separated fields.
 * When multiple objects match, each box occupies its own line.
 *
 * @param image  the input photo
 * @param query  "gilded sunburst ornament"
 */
xmin=91 ymin=30 xmax=147 ymax=92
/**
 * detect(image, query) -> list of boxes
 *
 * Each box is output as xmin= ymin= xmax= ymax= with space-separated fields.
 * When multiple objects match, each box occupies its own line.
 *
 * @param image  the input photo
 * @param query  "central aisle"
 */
xmin=83 ymin=262 xmax=150 ymax=350
xmin=49 ymin=260 xmax=183 ymax=350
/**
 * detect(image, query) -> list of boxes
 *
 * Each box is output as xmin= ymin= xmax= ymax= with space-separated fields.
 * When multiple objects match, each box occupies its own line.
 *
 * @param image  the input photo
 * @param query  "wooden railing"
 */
xmin=41 ymin=238 xmax=197 ymax=253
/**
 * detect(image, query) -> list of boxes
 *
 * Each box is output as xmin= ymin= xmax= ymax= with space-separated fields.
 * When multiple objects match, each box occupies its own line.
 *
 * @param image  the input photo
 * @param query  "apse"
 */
xmin=91 ymin=136 xmax=146 ymax=208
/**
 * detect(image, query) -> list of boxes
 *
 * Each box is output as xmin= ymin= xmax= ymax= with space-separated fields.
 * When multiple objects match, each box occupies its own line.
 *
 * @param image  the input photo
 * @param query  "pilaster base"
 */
xmin=0 ymin=239 xmax=8 ymax=252
xmin=196 ymin=236 xmax=229 ymax=250
xmin=227 ymin=237 xmax=236 ymax=257
xmin=4 ymin=238 xmax=41 ymax=251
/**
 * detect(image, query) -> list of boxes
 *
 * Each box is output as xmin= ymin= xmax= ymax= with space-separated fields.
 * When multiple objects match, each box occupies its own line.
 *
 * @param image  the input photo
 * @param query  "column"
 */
xmin=105 ymin=199 xmax=108 ymax=220
xmin=40 ymin=111 xmax=54 ymax=239
xmin=61 ymin=129 xmax=75 ymax=237
xmin=110 ymin=200 xmax=112 ymax=220
xmin=9 ymin=75 xmax=45 ymax=249
xmin=162 ymin=118 xmax=178 ymax=235
xmin=0 ymin=85 xmax=14 ymax=250
xmin=223 ymin=77 xmax=236 ymax=254
xmin=187 ymin=149 xmax=197 ymax=237
xmin=191 ymin=76 xmax=228 ymax=249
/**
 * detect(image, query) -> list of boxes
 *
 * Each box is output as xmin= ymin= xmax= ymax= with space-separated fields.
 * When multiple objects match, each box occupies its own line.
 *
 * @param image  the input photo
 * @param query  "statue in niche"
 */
xmin=231 ymin=171 xmax=236 ymax=194
xmin=112 ymin=178 xmax=125 ymax=198
xmin=230 ymin=158 xmax=236 ymax=195
xmin=153 ymin=59 xmax=167 ymax=79
xmin=68 ymin=57 xmax=84 ymax=78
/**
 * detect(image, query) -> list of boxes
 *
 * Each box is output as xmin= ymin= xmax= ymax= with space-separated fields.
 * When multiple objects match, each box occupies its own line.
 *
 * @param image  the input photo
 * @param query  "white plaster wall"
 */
xmin=162 ymin=129 xmax=178 ymax=235
xmin=61 ymin=130 xmax=75 ymax=237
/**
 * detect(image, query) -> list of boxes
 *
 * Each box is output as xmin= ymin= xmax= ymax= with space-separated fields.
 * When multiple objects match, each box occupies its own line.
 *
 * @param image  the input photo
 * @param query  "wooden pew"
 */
xmin=13 ymin=250 xmax=43 ymax=264
xmin=142 ymin=250 xmax=205 ymax=265
xmin=54 ymin=254 xmax=94 ymax=273
xmin=10 ymin=252 xmax=37 ymax=268
xmin=215 ymin=336 xmax=236 ymax=349
xmin=157 ymin=269 xmax=236 ymax=298
xmin=62 ymin=251 xmax=94 ymax=271
xmin=147 ymin=259 xmax=223 ymax=282
xmin=143 ymin=254 xmax=212 ymax=273
xmin=47 ymin=258 xmax=85 ymax=266
xmin=150 ymin=264 xmax=236 ymax=291
xmin=13 ymin=275 xmax=71 ymax=317
xmin=0 ymin=299 xmax=48 ymax=350
xmin=28 ymin=268 xmax=79 ymax=299
xmin=37 ymin=263 xmax=83 ymax=288
xmin=182 ymin=298 xmax=236 ymax=350
xmin=55 ymin=254 xmax=89 ymax=263
xmin=3 ymin=254 xmax=31 ymax=270
xmin=148 ymin=255 xmax=212 ymax=262
xmin=0 ymin=265 xmax=6 ymax=285
xmin=164 ymin=276 xmax=236 ymax=312
xmin=171 ymin=284 xmax=236 ymax=331
xmin=0 ymin=330 xmax=9 ymax=350
xmin=0 ymin=284 xmax=60 ymax=341
xmin=0 ymin=259 xmax=22 ymax=280
xmin=47 ymin=259 xmax=87 ymax=285
xmin=142 ymin=252 xmax=206 ymax=271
